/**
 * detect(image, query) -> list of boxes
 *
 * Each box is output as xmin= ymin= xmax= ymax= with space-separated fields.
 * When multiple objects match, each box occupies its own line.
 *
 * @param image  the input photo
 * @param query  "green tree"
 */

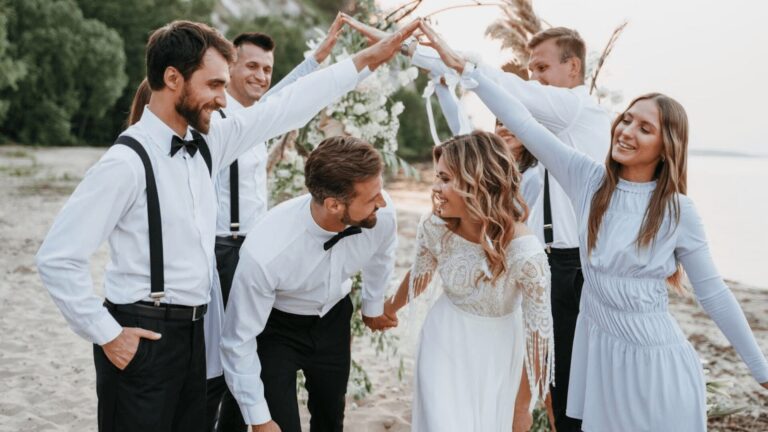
xmin=0 ymin=4 xmax=27 ymax=128
xmin=1 ymin=0 xmax=126 ymax=145
xmin=74 ymin=0 xmax=214 ymax=143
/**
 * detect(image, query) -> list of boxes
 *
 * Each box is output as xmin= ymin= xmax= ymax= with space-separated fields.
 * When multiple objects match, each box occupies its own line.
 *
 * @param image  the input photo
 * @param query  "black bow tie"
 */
xmin=323 ymin=226 xmax=363 ymax=251
xmin=170 ymin=135 xmax=199 ymax=157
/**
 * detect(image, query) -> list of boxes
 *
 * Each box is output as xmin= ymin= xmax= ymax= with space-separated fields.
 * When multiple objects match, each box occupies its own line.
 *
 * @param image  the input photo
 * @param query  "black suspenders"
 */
xmin=115 ymin=133 xmax=212 ymax=305
xmin=218 ymin=108 xmax=240 ymax=238
xmin=543 ymin=170 xmax=553 ymax=253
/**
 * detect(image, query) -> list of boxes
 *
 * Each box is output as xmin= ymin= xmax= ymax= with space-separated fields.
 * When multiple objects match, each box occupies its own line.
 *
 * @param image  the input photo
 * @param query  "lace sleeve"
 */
xmin=408 ymin=215 xmax=439 ymax=302
xmin=517 ymin=252 xmax=555 ymax=406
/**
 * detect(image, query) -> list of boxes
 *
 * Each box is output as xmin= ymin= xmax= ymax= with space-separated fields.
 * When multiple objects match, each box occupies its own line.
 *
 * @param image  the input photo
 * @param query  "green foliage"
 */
xmin=395 ymin=74 xmax=453 ymax=161
xmin=73 ymin=0 xmax=214 ymax=143
xmin=1 ymin=0 xmax=127 ymax=145
xmin=0 ymin=5 xmax=27 ymax=126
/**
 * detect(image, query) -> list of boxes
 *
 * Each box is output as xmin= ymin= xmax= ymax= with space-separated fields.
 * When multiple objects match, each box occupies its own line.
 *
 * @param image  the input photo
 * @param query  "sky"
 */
xmin=377 ymin=0 xmax=768 ymax=156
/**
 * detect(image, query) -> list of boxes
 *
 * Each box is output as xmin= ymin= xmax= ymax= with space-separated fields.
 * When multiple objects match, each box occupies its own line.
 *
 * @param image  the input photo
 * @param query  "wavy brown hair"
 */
xmin=433 ymin=130 xmax=528 ymax=284
xmin=587 ymin=93 xmax=689 ymax=287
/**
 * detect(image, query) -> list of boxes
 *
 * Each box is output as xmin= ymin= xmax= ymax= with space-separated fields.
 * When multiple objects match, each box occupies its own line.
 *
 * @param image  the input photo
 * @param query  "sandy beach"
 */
xmin=0 ymin=145 xmax=766 ymax=431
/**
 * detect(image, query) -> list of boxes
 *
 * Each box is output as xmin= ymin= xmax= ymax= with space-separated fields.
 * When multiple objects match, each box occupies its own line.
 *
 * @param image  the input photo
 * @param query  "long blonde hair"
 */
xmin=433 ymin=131 xmax=528 ymax=284
xmin=587 ymin=93 xmax=689 ymax=287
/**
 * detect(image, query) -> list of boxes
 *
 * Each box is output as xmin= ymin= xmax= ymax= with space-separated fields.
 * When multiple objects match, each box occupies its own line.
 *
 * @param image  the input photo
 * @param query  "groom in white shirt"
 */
xmin=207 ymin=18 xmax=344 ymax=432
xmin=36 ymin=19 xmax=417 ymax=432
xmin=221 ymin=136 xmax=398 ymax=432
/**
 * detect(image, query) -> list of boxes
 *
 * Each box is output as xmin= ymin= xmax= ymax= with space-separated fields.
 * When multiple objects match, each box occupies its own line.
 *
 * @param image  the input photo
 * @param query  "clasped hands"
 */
xmin=341 ymin=13 xmax=468 ymax=75
xmin=362 ymin=299 xmax=399 ymax=332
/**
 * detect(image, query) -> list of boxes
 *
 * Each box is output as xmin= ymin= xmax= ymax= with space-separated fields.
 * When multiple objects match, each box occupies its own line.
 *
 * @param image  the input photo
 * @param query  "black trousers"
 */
xmin=94 ymin=307 xmax=207 ymax=432
xmin=258 ymin=296 xmax=353 ymax=432
xmin=206 ymin=237 xmax=247 ymax=432
xmin=547 ymin=247 xmax=584 ymax=432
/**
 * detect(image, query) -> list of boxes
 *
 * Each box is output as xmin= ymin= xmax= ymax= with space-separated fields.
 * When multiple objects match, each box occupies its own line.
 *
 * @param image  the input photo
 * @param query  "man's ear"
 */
xmin=324 ymin=197 xmax=345 ymax=215
xmin=164 ymin=66 xmax=184 ymax=92
xmin=568 ymin=57 xmax=583 ymax=82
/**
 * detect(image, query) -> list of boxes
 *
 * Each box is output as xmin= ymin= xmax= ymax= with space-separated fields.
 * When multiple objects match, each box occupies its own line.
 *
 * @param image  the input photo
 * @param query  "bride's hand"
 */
xmin=417 ymin=21 xmax=466 ymax=74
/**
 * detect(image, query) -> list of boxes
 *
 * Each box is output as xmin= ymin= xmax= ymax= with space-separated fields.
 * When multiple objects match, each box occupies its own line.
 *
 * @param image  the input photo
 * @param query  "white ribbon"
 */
xmin=422 ymin=79 xmax=442 ymax=147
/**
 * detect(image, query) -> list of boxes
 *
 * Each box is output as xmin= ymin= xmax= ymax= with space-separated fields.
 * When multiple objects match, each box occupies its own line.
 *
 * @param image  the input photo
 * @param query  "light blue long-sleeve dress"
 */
xmin=466 ymin=66 xmax=768 ymax=431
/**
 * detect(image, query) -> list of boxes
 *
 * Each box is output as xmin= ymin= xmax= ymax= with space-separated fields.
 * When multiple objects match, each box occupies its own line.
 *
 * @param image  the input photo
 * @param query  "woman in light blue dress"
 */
xmin=419 ymin=23 xmax=768 ymax=432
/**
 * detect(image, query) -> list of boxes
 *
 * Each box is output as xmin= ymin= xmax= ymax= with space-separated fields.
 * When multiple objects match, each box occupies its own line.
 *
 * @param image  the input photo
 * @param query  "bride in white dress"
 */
xmin=382 ymin=131 xmax=555 ymax=431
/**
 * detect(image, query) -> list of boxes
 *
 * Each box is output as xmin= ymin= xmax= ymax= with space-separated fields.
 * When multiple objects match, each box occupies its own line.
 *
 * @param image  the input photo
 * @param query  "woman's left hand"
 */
xmin=417 ymin=21 xmax=467 ymax=74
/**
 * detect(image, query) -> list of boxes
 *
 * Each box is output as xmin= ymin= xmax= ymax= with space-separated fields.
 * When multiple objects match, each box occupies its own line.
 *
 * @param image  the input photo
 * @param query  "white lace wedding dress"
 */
xmin=409 ymin=214 xmax=554 ymax=431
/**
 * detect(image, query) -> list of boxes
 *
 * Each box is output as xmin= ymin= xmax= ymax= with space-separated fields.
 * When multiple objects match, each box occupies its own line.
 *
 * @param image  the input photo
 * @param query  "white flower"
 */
xmin=292 ymin=175 xmax=305 ymax=189
xmin=345 ymin=124 xmax=361 ymax=136
xmin=391 ymin=101 xmax=405 ymax=116
xmin=352 ymin=103 xmax=366 ymax=115
xmin=372 ymin=109 xmax=388 ymax=123
xmin=276 ymin=169 xmax=291 ymax=179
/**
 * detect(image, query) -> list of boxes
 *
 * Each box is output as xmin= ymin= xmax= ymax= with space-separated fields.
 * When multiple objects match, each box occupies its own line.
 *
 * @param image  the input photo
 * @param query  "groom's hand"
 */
xmin=313 ymin=12 xmax=346 ymax=63
xmin=362 ymin=312 xmax=398 ymax=331
xmin=252 ymin=420 xmax=281 ymax=432
xmin=341 ymin=13 xmax=389 ymax=46
xmin=351 ymin=19 xmax=421 ymax=72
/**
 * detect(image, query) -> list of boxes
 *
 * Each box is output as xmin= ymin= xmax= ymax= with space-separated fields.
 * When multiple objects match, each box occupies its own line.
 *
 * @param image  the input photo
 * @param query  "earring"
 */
xmin=661 ymin=155 xmax=666 ymax=163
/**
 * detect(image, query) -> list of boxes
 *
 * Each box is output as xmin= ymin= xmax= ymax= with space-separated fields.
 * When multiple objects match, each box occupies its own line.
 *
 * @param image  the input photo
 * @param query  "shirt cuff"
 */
xmin=357 ymin=66 xmax=373 ymax=83
xmin=89 ymin=309 xmax=124 ymax=346
xmin=239 ymin=400 xmax=272 ymax=426
xmin=361 ymin=299 xmax=384 ymax=317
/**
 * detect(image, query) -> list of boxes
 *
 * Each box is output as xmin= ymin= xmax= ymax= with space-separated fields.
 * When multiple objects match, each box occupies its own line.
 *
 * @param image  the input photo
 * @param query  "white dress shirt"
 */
xmin=220 ymin=192 xmax=397 ymax=425
xmin=412 ymin=46 xmax=611 ymax=248
xmin=35 ymin=58 xmax=360 ymax=347
xmin=214 ymin=56 xmax=319 ymax=236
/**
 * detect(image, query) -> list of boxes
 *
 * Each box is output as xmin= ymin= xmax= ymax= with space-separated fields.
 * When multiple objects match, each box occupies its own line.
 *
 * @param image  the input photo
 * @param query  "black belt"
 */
xmin=216 ymin=235 xmax=246 ymax=248
xmin=105 ymin=300 xmax=207 ymax=321
xmin=545 ymin=247 xmax=580 ymax=257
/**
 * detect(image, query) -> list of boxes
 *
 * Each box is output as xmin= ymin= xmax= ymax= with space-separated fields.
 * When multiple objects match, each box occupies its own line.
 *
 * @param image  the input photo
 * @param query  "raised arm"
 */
xmin=432 ymin=77 xmax=472 ymax=136
xmin=220 ymin=250 xmax=278 ymax=427
xmin=261 ymin=13 xmax=345 ymax=99
xmin=417 ymin=22 xmax=601 ymax=202
xmin=413 ymin=45 xmax=582 ymax=134
xmin=208 ymin=20 xmax=421 ymax=170
xmin=676 ymin=198 xmax=768 ymax=386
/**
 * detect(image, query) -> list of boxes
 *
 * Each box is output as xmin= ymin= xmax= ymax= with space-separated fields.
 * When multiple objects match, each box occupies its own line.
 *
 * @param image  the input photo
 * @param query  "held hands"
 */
xmin=252 ymin=420 xmax=281 ymax=432
xmin=314 ymin=12 xmax=346 ymax=64
xmin=351 ymin=19 xmax=421 ymax=72
xmin=362 ymin=301 xmax=399 ymax=331
xmin=101 ymin=327 xmax=161 ymax=370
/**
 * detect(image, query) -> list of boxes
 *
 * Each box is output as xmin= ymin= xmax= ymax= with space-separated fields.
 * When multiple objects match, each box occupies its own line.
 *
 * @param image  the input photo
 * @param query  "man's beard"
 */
xmin=342 ymin=207 xmax=378 ymax=229
xmin=175 ymin=84 xmax=217 ymax=134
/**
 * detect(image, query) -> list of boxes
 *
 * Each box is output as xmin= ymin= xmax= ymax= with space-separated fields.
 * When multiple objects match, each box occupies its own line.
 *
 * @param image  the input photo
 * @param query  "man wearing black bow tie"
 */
xmin=220 ymin=136 xmax=398 ymax=432
xmin=36 ymin=18 xmax=417 ymax=432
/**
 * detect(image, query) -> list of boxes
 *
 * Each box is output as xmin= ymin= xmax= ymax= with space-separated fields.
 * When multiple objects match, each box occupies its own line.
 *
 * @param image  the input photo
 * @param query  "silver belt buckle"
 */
xmin=192 ymin=306 xmax=203 ymax=321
